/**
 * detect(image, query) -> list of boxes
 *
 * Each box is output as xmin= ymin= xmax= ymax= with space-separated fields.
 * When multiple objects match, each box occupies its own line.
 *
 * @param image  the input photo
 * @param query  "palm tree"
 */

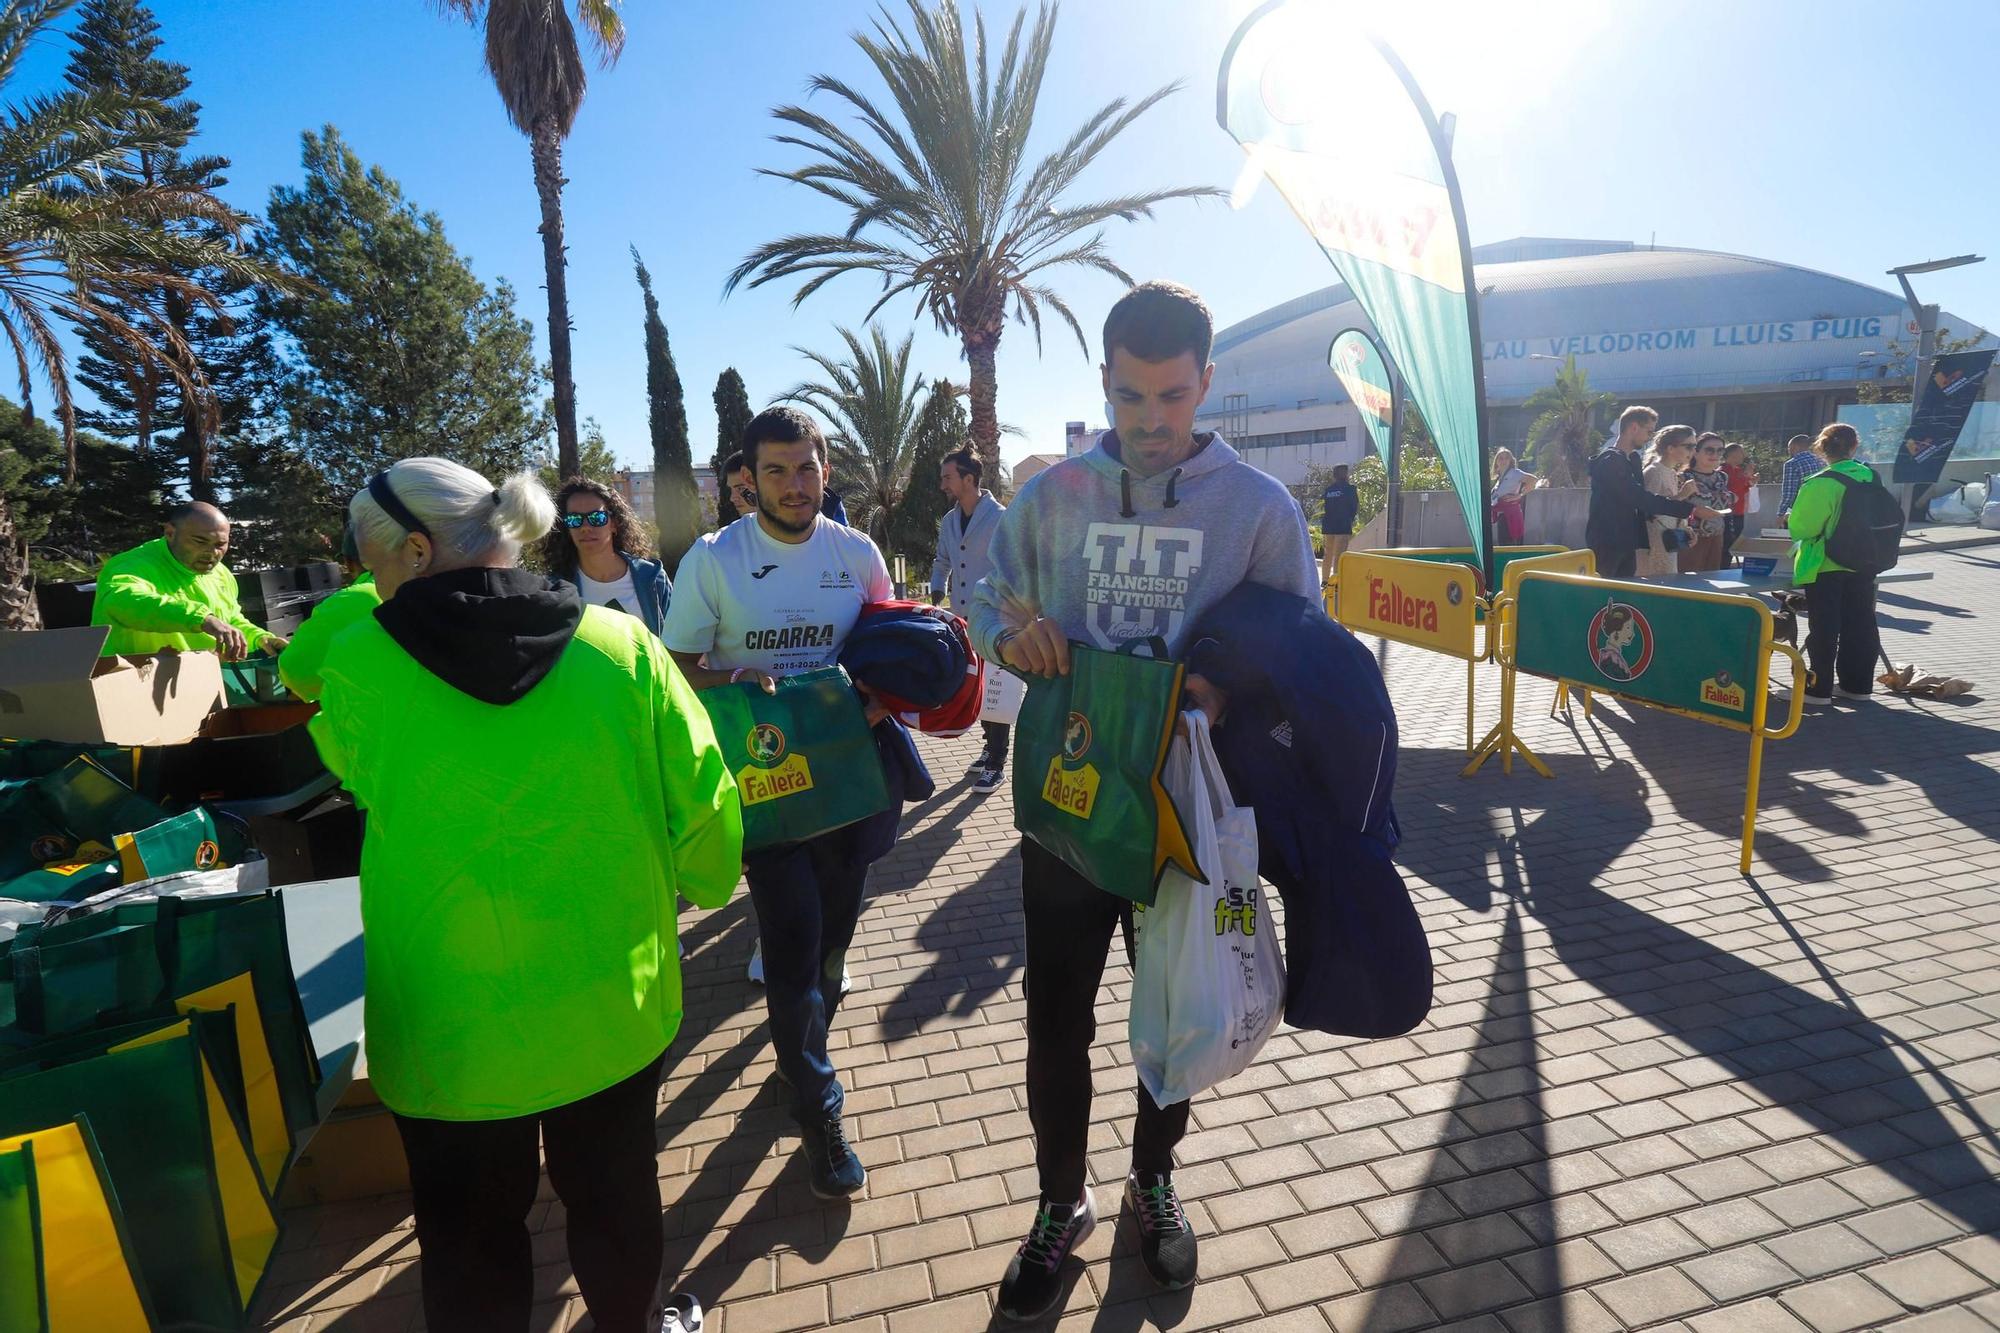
xmin=0 ymin=0 xmax=276 ymax=628
xmin=437 ymin=0 xmax=624 ymax=477
xmin=1523 ymin=354 xmax=1617 ymax=488
xmin=727 ymin=0 xmax=1219 ymax=477
xmin=782 ymin=325 xmax=927 ymax=545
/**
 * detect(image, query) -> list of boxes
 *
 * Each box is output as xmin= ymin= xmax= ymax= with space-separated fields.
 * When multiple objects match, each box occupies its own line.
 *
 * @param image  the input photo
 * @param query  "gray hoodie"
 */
xmin=967 ymin=430 xmax=1319 ymax=662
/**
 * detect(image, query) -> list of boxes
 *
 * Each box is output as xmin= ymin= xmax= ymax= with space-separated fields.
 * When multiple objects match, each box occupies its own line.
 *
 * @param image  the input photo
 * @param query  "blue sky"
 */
xmin=15 ymin=0 xmax=2000 ymax=471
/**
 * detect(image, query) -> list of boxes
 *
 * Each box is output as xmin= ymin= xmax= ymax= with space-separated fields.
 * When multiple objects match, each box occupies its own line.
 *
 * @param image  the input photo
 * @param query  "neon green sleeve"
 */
xmin=95 ymin=570 xmax=210 ymax=634
xmin=649 ymin=635 xmax=743 ymax=909
xmin=1786 ymin=475 xmax=1838 ymax=543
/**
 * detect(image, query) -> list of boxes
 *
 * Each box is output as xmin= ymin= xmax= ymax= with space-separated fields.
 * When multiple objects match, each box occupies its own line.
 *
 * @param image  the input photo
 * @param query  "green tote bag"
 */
xmin=0 ymin=1010 xmax=278 ymax=1331
xmin=699 ymin=667 xmax=892 ymax=852
xmin=1011 ymin=640 xmax=1202 ymax=906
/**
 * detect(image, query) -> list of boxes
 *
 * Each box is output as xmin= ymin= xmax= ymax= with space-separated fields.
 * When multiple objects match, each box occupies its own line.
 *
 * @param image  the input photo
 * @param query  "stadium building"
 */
xmin=1196 ymin=237 xmax=1995 ymax=483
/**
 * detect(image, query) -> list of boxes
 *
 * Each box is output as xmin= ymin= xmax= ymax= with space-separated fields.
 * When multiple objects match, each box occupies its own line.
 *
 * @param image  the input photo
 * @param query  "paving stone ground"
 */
xmin=257 ymin=541 xmax=2000 ymax=1332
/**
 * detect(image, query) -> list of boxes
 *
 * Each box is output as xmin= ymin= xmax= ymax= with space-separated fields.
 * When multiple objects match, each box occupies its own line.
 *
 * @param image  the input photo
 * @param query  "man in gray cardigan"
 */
xmin=931 ymin=448 xmax=1009 ymax=791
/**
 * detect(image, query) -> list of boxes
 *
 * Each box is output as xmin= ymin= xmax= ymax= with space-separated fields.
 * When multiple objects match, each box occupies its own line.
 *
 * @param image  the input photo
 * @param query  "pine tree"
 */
xmin=631 ymin=248 xmax=697 ymax=574
xmin=712 ymin=367 xmax=753 ymax=525
xmin=64 ymin=0 xmax=255 ymax=502
xmin=245 ymin=127 xmax=550 ymax=554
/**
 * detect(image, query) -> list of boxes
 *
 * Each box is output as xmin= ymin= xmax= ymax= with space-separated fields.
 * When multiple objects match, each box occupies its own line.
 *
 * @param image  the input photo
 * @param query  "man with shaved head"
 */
xmin=90 ymin=501 xmax=285 ymax=661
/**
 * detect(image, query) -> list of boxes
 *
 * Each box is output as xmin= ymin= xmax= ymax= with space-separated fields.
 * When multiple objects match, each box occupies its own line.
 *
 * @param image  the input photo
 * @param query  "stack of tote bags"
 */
xmin=0 ymin=889 xmax=321 ymax=1332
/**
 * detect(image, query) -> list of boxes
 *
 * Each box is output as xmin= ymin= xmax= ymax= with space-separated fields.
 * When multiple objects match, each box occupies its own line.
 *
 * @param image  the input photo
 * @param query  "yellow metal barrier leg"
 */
xmin=1466 ymin=657 xmax=1477 ymax=755
xmin=1741 ymin=731 xmax=1765 ymax=876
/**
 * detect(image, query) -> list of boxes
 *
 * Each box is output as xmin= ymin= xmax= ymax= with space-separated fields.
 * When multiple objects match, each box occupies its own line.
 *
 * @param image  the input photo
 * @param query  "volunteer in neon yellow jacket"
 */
xmin=1786 ymin=421 xmax=1882 ymax=703
xmin=310 ymin=458 xmax=740 ymax=1333
xmin=276 ymin=524 xmax=380 ymax=701
xmin=89 ymin=500 xmax=285 ymax=660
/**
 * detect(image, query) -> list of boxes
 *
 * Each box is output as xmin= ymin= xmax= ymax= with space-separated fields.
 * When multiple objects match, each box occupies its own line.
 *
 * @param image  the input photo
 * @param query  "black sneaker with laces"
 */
xmin=1126 ymin=1171 xmax=1197 ymax=1289
xmin=971 ymin=762 xmax=1005 ymax=793
xmin=799 ymin=1112 xmax=866 ymax=1198
xmin=997 ymin=1190 xmax=1096 ymax=1321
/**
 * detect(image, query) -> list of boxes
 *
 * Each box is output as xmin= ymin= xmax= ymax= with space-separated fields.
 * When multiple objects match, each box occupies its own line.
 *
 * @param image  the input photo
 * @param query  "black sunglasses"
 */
xmin=562 ymin=509 xmax=611 ymax=529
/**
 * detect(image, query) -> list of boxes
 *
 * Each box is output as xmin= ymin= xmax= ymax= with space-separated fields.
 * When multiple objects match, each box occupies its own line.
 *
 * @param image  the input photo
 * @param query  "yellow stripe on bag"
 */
xmin=0 ymin=1121 xmax=151 ymax=1332
xmin=111 ymin=1017 xmax=279 ymax=1307
xmin=177 ymin=973 xmax=290 ymax=1193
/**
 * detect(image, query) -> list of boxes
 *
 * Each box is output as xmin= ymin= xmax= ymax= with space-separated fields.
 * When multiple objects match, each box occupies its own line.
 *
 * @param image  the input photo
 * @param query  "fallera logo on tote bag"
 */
xmin=1043 ymin=710 xmax=1101 ymax=819
xmin=738 ymin=721 xmax=815 ymax=807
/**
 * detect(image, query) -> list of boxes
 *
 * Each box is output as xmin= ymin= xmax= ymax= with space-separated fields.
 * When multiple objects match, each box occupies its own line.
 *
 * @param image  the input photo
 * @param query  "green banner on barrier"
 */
xmin=1512 ymin=574 xmax=1767 ymax=726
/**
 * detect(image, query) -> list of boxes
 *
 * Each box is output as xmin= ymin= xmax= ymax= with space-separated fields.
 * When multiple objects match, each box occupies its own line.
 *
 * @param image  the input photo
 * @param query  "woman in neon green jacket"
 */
xmin=310 ymin=457 xmax=741 ymax=1333
xmin=1786 ymin=423 xmax=1883 ymax=704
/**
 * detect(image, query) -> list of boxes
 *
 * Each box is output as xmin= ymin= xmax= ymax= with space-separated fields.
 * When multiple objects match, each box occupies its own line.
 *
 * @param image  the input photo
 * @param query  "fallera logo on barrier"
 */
xmin=1368 ymin=576 xmax=1439 ymax=632
xmin=1701 ymin=672 xmax=1747 ymax=712
xmin=738 ymin=721 xmax=814 ymax=806
xmin=1044 ymin=710 xmax=1100 ymax=819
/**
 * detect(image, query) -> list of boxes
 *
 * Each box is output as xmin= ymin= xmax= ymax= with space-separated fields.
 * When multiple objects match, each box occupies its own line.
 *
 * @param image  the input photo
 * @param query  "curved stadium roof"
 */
xmin=1206 ymin=238 xmax=1992 ymax=411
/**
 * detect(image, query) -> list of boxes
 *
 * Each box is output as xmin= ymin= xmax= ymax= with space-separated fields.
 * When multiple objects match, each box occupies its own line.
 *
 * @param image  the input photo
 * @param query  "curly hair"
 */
xmin=537 ymin=475 xmax=652 ymax=578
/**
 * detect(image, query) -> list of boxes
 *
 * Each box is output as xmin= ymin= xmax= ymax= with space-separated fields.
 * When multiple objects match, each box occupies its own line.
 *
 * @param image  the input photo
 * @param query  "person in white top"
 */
xmin=929 ymin=448 xmax=1008 ymax=791
xmin=660 ymin=406 xmax=894 ymax=1202
xmin=539 ymin=477 xmax=671 ymax=636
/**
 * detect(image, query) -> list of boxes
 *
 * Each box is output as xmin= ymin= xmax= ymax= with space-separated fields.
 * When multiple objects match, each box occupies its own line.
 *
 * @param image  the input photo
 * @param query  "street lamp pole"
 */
xmin=1888 ymin=254 xmax=1985 ymax=409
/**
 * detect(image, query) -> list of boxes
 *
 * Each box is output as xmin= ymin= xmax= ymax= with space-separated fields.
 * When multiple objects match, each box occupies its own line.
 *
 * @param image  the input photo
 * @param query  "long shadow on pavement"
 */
xmin=1398 ymin=744 xmax=2000 ymax=1246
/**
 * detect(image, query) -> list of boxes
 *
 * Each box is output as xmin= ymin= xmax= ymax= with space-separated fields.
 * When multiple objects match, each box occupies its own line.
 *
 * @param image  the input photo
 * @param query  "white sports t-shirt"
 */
xmin=578 ymin=567 xmax=640 ymax=619
xmin=661 ymin=513 xmax=892 ymax=676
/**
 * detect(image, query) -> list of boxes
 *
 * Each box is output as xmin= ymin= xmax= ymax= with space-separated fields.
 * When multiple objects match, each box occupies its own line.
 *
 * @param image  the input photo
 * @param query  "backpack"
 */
xmin=1823 ymin=470 xmax=1904 ymax=575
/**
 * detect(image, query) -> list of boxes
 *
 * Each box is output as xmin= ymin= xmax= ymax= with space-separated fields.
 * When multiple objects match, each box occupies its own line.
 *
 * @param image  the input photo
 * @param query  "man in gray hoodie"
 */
xmin=968 ymin=281 xmax=1318 ymax=1321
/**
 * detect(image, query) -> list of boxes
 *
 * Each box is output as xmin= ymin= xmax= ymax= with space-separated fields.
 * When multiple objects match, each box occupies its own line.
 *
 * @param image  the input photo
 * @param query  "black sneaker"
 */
xmin=800 ymin=1113 xmax=866 ymax=1198
xmin=971 ymin=763 xmax=1005 ymax=793
xmin=997 ymin=1190 xmax=1096 ymax=1322
xmin=1126 ymin=1171 xmax=1197 ymax=1289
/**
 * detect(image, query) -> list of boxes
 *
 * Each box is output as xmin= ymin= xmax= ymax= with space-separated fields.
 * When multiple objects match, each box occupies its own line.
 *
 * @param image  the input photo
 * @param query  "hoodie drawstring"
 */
xmin=1119 ymin=469 xmax=1135 ymax=518
xmin=1165 ymin=467 xmax=1183 ymax=509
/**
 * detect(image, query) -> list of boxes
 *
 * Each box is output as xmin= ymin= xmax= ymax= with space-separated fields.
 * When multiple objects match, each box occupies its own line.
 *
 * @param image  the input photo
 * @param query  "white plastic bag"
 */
xmin=1929 ymin=484 xmax=1978 ymax=525
xmin=1744 ymin=485 xmax=1761 ymax=515
xmin=979 ymin=664 xmax=1026 ymax=725
xmin=1129 ymin=711 xmax=1285 ymax=1107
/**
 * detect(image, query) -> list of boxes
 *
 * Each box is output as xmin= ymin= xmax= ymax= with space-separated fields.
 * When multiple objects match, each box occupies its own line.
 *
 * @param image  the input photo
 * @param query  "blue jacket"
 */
xmin=554 ymin=554 xmax=671 ymax=637
xmin=1186 ymin=582 xmax=1431 ymax=1038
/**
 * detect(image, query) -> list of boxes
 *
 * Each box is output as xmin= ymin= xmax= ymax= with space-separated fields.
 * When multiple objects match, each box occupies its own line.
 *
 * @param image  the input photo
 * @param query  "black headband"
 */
xmin=366 ymin=471 xmax=430 ymax=538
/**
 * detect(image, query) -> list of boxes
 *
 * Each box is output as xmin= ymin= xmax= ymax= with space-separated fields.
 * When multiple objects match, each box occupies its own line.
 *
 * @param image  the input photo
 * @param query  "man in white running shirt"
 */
xmin=661 ymin=406 xmax=893 ymax=1201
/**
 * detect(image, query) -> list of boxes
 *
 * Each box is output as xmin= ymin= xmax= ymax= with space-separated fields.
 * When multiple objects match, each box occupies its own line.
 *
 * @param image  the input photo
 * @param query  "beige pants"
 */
xmin=1321 ymin=534 xmax=1353 ymax=585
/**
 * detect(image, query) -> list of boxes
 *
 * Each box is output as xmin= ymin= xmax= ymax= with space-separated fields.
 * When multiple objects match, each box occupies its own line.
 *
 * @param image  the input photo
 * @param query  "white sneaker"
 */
xmin=660 ymin=1293 xmax=703 ymax=1332
xmin=841 ymin=964 xmax=852 ymax=996
xmin=1835 ymin=686 xmax=1872 ymax=700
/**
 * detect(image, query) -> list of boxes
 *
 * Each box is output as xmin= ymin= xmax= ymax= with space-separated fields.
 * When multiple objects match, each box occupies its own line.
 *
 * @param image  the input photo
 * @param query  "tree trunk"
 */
xmin=531 ymin=116 xmax=580 ymax=477
xmin=964 ymin=334 xmax=1001 ymax=481
xmin=163 ymin=288 xmax=215 ymax=503
xmin=0 ymin=483 xmax=41 ymax=631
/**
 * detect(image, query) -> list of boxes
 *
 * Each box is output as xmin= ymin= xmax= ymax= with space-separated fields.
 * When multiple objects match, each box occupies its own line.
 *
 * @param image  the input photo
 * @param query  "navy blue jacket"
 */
xmin=1186 ymin=583 xmax=1431 ymax=1038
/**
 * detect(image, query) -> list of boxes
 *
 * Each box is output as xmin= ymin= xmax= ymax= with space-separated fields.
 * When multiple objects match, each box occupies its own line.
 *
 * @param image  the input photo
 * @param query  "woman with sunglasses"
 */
xmin=1678 ymin=433 xmax=1734 ymax=573
xmin=540 ymin=477 xmax=671 ymax=635
xmin=1638 ymin=426 xmax=1699 ymax=580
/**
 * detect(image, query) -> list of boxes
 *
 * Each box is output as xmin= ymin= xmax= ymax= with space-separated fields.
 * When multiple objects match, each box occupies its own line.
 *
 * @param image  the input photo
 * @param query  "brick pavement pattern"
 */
xmin=257 ymin=542 xmax=2000 ymax=1331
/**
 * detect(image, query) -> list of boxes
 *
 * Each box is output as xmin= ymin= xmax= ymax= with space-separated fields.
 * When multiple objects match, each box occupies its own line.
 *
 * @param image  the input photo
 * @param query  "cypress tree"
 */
xmin=712 ymin=367 xmax=753 ymax=525
xmin=632 ymin=248 xmax=697 ymax=573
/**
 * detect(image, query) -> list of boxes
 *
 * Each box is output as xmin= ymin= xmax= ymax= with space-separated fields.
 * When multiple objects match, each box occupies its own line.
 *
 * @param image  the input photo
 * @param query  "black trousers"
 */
xmin=1020 ymin=837 xmax=1190 ymax=1204
xmin=1723 ymin=513 xmax=1745 ymax=561
xmin=1592 ymin=546 xmax=1639 ymax=580
xmin=392 ymin=1053 xmax=667 ymax=1333
xmin=982 ymin=720 xmax=1011 ymax=765
xmin=1803 ymin=569 xmax=1879 ymax=696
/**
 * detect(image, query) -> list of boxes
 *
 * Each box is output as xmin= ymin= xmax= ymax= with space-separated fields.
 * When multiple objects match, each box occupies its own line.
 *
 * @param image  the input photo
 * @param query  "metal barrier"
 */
xmin=1462 ymin=549 xmax=1597 ymax=778
xmin=1333 ymin=551 xmax=1487 ymax=752
xmin=1482 ymin=570 xmax=1806 ymax=874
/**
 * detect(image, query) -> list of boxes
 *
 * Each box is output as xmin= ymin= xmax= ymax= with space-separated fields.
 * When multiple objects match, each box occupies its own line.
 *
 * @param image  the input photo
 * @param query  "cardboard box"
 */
xmin=0 ymin=628 xmax=223 ymax=745
xmin=146 ymin=702 xmax=326 ymax=807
